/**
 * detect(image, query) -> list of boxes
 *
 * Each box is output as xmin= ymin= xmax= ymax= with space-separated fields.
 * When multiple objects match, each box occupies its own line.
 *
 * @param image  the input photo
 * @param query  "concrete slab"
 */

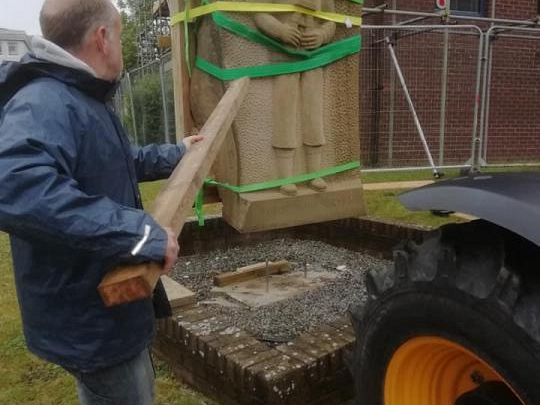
xmin=211 ymin=271 xmax=338 ymax=308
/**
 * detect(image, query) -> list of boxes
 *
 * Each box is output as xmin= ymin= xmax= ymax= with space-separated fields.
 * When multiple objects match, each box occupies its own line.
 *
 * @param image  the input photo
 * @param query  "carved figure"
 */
xmin=254 ymin=0 xmax=336 ymax=195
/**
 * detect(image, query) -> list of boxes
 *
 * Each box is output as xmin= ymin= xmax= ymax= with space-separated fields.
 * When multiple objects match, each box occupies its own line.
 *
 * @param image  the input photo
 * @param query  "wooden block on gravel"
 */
xmin=161 ymin=275 xmax=196 ymax=309
xmin=213 ymin=260 xmax=290 ymax=287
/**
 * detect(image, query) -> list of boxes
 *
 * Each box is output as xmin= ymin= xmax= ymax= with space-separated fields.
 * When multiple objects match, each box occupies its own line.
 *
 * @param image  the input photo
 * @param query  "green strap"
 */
xmin=190 ymin=0 xmax=362 ymax=80
xmin=212 ymin=11 xmax=351 ymax=59
xmin=195 ymin=35 xmax=360 ymax=80
xmin=208 ymin=161 xmax=360 ymax=192
xmin=196 ymin=6 xmax=361 ymax=80
xmin=195 ymin=188 xmax=205 ymax=226
xmin=195 ymin=161 xmax=361 ymax=225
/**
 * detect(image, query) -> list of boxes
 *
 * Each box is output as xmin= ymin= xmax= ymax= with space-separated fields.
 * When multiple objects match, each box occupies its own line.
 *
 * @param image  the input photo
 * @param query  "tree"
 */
xmin=120 ymin=11 xmax=138 ymax=71
xmin=116 ymin=0 xmax=156 ymax=70
xmin=116 ymin=0 xmax=140 ymax=71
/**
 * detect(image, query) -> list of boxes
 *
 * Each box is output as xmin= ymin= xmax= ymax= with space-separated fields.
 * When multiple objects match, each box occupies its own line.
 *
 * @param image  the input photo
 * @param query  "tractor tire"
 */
xmin=350 ymin=220 xmax=540 ymax=405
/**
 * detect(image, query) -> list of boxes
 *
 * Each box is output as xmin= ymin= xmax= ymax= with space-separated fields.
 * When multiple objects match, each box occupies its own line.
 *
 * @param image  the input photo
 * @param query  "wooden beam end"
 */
xmin=98 ymin=277 xmax=153 ymax=307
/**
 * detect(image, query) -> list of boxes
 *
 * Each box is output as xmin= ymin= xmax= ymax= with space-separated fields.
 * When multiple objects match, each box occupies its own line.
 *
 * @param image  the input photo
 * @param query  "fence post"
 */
xmin=159 ymin=56 xmax=171 ymax=143
xmin=457 ymin=28 xmax=484 ymax=172
xmin=126 ymin=72 xmax=139 ymax=146
xmin=387 ymin=1 xmax=398 ymax=167
xmin=438 ymin=25 xmax=449 ymax=166
xmin=476 ymin=29 xmax=492 ymax=170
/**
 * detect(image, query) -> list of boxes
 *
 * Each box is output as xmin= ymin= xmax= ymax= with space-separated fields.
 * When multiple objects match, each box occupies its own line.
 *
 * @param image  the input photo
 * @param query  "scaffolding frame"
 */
xmin=358 ymin=4 xmax=540 ymax=173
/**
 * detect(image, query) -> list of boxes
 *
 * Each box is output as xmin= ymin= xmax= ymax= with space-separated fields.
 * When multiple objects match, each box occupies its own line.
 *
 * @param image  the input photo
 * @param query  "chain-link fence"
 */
xmin=480 ymin=26 xmax=540 ymax=166
xmin=114 ymin=52 xmax=175 ymax=146
xmin=359 ymin=25 xmax=483 ymax=171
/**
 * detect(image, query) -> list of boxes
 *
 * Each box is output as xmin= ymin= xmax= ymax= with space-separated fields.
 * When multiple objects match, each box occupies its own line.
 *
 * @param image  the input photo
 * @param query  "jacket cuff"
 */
xmin=129 ymin=220 xmax=169 ymax=263
xmin=175 ymin=142 xmax=186 ymax=161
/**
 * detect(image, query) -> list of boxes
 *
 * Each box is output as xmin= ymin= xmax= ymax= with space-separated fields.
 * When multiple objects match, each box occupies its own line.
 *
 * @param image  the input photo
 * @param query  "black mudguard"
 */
xmin=399 ymin=172 xmax=540 ymax=247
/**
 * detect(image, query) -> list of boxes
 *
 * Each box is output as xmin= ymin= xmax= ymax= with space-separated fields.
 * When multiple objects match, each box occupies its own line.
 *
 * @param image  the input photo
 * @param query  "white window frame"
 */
xmin=8 ymin=41 xmax=18 ymax=56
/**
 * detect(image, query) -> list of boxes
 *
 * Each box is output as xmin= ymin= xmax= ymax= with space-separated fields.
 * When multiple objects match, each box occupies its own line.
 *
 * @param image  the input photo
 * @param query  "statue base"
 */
xmin=222 ymin=178 xmax=366 ymax=233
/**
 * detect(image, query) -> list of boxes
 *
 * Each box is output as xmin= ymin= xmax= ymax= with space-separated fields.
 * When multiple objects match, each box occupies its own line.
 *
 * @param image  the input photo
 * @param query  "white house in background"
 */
xmin=0 ymin=28 xmax=31 ymax=62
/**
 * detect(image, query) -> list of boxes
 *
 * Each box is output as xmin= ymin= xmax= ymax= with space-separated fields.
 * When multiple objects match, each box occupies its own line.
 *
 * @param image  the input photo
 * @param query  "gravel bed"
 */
xmin=171 ymin=239 xmax=391 ymax=342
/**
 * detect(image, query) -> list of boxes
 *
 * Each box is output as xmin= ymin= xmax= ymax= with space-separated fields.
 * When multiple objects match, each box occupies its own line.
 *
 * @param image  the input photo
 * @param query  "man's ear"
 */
xmin=95 ymin=26 xmax=109 ymax=55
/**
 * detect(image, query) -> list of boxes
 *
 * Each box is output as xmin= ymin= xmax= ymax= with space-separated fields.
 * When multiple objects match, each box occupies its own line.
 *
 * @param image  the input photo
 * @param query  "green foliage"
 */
xmin=117 ymin=0 xmax=155 ymax=71
xmin=122 ymin=70 xmax=175 ymax=145
xmin=122 ymin=72 xmax=169 ymax=145
xmin=133 ymin=73 xmax=163 ymax=144
xmin=121 ymin=11 xmax=138 ymax=72
xmin=117 ymin=0 xmax=152 ymax=15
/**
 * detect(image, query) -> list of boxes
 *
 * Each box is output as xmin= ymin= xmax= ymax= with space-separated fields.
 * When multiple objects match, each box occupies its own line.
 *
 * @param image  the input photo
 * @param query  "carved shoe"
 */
xmin=309 ymin=178 xmax=327 ymax=191
xmin=280 ymin=183 xmax=298 ymax=196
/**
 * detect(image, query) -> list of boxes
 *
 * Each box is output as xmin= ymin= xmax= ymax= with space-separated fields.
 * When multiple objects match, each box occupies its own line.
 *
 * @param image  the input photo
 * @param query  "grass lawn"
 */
xmin=363 ymin=188 xmax=464 ymax=228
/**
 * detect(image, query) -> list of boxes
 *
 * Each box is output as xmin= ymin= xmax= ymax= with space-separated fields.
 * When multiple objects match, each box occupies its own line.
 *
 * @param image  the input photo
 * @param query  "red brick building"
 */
xmin=359 ymin=0 xmax=540 ymax=168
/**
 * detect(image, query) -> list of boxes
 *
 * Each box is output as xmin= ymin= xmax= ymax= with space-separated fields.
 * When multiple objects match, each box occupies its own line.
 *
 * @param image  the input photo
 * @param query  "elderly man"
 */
xmin=0 ymin=0 xmax=200 ymax=403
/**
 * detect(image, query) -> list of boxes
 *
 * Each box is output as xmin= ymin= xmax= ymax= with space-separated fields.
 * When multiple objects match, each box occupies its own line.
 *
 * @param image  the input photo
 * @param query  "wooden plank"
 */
xmin=161 ymin=275 xmax=196 ymax=309
xmin=98 ymin=77 xmax=250 ymax=307
xmin=213 ymin=260 xmax=291 ymax=287
xmin=168 ymin=0 xmax=194 ymax=141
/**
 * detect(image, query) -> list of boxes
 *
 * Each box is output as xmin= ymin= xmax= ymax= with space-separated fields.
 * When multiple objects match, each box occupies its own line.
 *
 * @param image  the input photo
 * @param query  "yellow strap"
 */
xmin=171 ymin=1 xmax=362 ymax=27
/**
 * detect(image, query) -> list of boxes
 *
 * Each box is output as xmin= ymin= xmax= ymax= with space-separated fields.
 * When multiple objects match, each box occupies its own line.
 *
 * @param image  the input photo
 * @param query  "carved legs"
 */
xmin=275 ymin=148 xmax=298 ymax=196
xmin=305 ymin=145 xmax=327 ymax=191
xmin=272 ymin=69 xmax=327 ymax=196
xmin=302 ymin=68 xmax=327 ymax=191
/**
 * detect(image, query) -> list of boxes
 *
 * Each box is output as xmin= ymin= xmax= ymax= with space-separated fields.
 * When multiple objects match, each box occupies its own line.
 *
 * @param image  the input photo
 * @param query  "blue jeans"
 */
xmin=66 ymin=348 xmax=155 ymax=405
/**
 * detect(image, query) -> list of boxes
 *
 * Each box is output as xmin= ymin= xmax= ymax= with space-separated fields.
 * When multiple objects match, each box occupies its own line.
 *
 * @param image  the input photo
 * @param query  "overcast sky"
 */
xmin=0 ymin=0 xmax=45 ymax=35
xmin=0 ymin=0 xmax=121 ymax=36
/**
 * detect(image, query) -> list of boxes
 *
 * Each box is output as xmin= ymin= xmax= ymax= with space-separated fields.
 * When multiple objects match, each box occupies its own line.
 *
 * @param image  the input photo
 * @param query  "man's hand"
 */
xmin=280 ymin=25 xmax=302 ymax=47
xmin=162 ymin=227 xmax=179 ymax=275
xmin=182 ymin=135 xmax=204 ymax=151
xmin=301 ymin=28 xmax=325 ymax=49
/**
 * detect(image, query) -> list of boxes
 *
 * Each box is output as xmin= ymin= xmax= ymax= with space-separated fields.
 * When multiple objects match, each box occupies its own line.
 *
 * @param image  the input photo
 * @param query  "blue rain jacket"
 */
xmin=0 ymin=56 xmax=185 ymax=372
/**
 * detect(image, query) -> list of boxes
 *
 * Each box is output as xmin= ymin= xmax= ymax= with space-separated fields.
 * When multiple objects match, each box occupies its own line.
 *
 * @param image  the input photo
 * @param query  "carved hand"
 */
xmin=301 ymin=28 xmax=326 ymax=49
xmin=279 ymin=25 xmax=302 ymax=47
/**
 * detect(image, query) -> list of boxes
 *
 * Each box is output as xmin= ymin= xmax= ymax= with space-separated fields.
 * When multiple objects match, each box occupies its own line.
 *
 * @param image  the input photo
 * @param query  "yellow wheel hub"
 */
xmin=384 ymin=336 xmax=524 ymax=405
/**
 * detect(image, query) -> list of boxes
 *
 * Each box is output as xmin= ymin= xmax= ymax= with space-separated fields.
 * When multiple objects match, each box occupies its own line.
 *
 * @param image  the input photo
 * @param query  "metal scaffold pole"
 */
xmin=385 ymin=36 xmax=441 ymax=178
xmin=438 ymin=3 xmax=450 ymax=166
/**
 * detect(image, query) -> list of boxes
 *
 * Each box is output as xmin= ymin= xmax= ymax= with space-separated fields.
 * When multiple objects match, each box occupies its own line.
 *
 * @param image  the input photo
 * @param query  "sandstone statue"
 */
xmin=254 ymin=0 xmax=336 ymax=195
xmin=189 ymin=0 xmax=365 ymax=232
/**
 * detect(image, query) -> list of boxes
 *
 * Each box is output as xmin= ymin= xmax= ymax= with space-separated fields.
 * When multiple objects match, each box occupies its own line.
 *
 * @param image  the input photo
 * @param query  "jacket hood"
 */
xmin=31 ymin=36 xmax=97 ymax=77
xmin=0 ymin=38 xmax=119 ymax=108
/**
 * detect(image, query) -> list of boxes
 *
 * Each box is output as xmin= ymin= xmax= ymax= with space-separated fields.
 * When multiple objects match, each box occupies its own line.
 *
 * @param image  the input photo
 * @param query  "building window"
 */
xmin=450 ymin=0 xmax=485 ymax=15
xmin=8 ymin=41 xmax=18 ymax=56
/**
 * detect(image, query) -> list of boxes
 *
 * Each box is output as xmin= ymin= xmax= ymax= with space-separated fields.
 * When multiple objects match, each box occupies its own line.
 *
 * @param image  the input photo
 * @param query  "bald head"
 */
xmin=40 ymin=0 xmax=118 ymax=51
